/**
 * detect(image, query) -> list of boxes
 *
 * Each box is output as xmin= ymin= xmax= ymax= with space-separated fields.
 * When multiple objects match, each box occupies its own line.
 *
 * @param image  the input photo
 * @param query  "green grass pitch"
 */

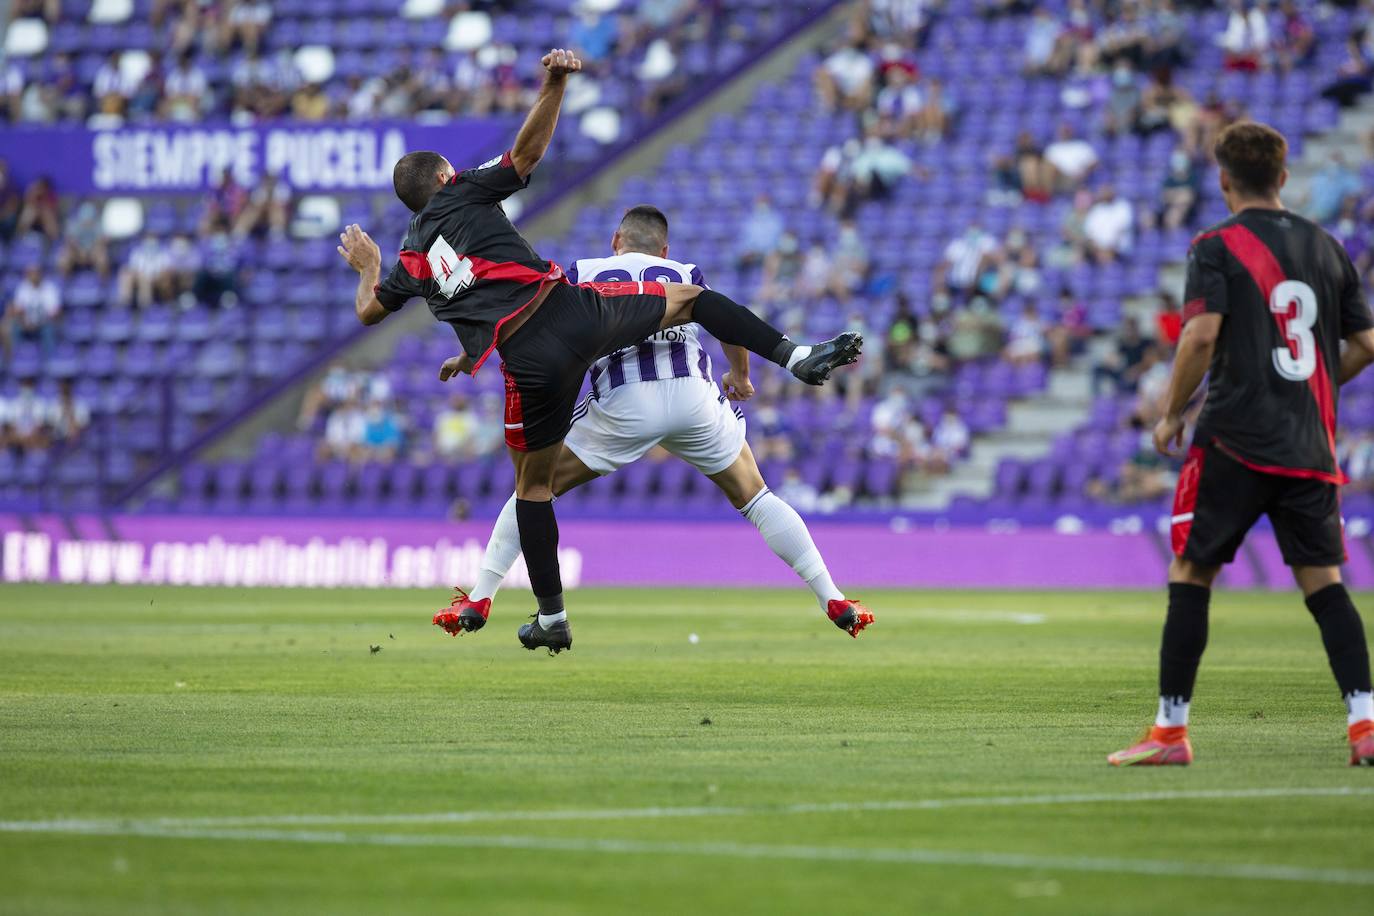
xmin=1 ymin=584 xmax=1372 ymax=915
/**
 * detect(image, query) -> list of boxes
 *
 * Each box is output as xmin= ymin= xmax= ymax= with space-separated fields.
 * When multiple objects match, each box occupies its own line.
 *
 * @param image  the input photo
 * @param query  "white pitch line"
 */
xmin=4 ymin=822 xmax=1373 ymax=887
xmin=3 ymin=786 xmax=1372 ymax=834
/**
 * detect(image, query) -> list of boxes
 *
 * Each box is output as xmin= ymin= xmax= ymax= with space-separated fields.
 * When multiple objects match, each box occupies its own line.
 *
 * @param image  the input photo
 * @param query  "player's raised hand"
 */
xmin=439 ymin=353 xmax=474 ymax=381
xmin=541 ymin=48 xmax=582 ymax=77
xmin=721 ymin=370 xmax=755 ymax=402
xmin=337 ymin=224 xmax=380 ymax=274
xmin=1153 ymin=414 xmax=1186 ymax=457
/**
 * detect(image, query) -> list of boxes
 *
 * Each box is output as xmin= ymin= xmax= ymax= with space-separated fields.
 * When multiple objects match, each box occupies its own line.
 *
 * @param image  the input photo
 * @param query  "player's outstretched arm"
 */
xmin=1153 ymin=312 xmax=1221 ymax=456
xmin=509 ymin=49 xmax=582 ymax=179
xmin=1340 ymin=329 xmax=1374 ymax=385
xmin=337 ymin=224 xmax=389 ymax=326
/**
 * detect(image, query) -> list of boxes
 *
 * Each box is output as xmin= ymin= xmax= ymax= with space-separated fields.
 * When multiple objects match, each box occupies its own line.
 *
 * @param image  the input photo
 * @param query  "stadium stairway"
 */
xmin=127 ymin=3 xmax=851 ymax=508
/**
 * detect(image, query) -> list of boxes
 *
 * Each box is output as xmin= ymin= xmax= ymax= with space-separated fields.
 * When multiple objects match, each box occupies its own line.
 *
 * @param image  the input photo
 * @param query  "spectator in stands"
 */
xmin=1219 ymin=0 xmax=1270 ymax=72
xmin=1087 ymin=440 xmax=1176 ymax=505
xmin=1048 ymin=187 xmax=1094 ymax=267
xmin=1273 ymin=0 xmax=1316 ymax=71
xmin=874 ymin=65 xmax=923 ymax=139
xmin=870 ymin=385 xmax=913 ymax=457
xmin=56 ymin=202 xmax=111 ymax=278
xmin=362 ymin=401 xmax=404 ymax=463
xmin=233 ymin=174 xmax=292 ymax=240
xmin=166 ymin=234 xmax=201 ymax=305
xmin=1046 ymin=287 xmax=1091 ymax=367
xmin=796 ymin=244 xmax=836 ymax=301
xmin=1141 ymin=0 xmax=1187 ymax=71
xmin=2 ymin=265 xmax=61 ymax=360
xmin=847 ymin=127 xmax=913 ymax=206
xmin=161 ymin=52 xmax=208 ymax=122
xmin=200 ymin=170 xmax=248 ymax=235
xmin=16 ymin=176 xmax=60 ymax=244
xmin=291 ymin=82 xmax=331 ymax=121
xmin=1102 ymin=61 xmax=1141 ymax=137
xmin=934 ymin=224 xmax=998 ymax=298
xmin=913 ymin=75 xmax=953 ymax=142
xmin=321 ymin=398 xmax=366 ymax=463
xmin=1012 ymin=131 xmax=1054 ymax=202
xmin=947 ymin=297 xmax=1005 ymax=360
xmin=1096 ymin=4 xmax=1149 ymax=68
xmin=223 ymin=0 xmax=272 ymax=54
xmin=925 ymin=408 xmax=971 ymax=475
xmin=1340 ymin=431 xmax=1374 ymax=493
xmin=1023 ymin=6 xmax=1064 ymax=75
xmin=1191 ymin=90 xmax=1245 ymax=160
xmin=119 ymin=236 xmax=174 ymax=310
xmin=49 ymin=380 xmax=89 ymax=445
xmin=2 ymin=60 xmax=22 ymax=122
xmin=1092 ymin=316 xmax=1154 ymax=395
xmin=775 ymin=467 xmax=821 ymax=514
xmin=1083 ymin=185 xmax=1134 ymax=263
xmin=758 ymin=232 xmax=803 ymax=305
xmin=830 ymin=220 xmax=870 ymax=297
xmin=1146 ymin=150 xmax=1200 ymax=232
xmin=738 ymin=195 xmax=785 ymax=268
xmin=992 ymin=228 xmax=1043 ymax=298
xmin=1044 ymin=123 xmax=1099 ymax=192
xmin=0 ymin=162 xmax=23 ymax=242
xmin=1003 ymin=302 xmax=1047 ymax=367
xmin=866 ymin=0 xmax=939 ymax=45
xmin=813 ymin=138 xmax=860 ymax=213
xmin=433 ymin=394 xmax=481 ymax=460
xmin=571 ymin=3 xmax=620 ymax=61
xmin=13 ymin=0 xmax=60 ymax=26
xmin=1320 ymin=33 xmax=1373 ymax=109
xmin=127 ymin=51 xmax=165 ymax=121
xmin=92 ymin=52 xmax=138 ymax=119
xmin=1136 ymin=67 xmax=1198 ymax=142
xmin=1308 ymin=152 xmax=1364 ymax=224
xmin=0 ymin=378 xmax=51 ymax=454
xmin=816 ymin=36 xmax=876 ymax=111
xmin=193 ymin=230 xmax=242 ymax=307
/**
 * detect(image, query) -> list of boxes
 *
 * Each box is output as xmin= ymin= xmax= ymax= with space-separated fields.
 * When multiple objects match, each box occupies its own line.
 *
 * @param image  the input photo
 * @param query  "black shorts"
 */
xmin=1171 ymin=441 xmax=1345 ymax=568
xmin=498 ymin=281 xmax=667 ymax=452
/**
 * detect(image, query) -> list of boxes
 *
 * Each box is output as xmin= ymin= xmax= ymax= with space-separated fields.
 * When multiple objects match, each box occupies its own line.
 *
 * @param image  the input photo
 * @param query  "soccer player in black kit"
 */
xmin=337 ymin=49 xmax=862 ymax=655
xmin=1109 ymin=123 xmax=1374 ymax=767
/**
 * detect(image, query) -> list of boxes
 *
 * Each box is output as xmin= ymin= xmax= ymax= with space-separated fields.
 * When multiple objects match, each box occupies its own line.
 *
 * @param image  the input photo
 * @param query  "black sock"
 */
xmin=1305 ymin=583 xmax=1372 ymax=698
xmin=514 ymin=498 xmax=563 ymax=613
xmin=690 ymin=290 xmax=794 ymax=367
xmin=1159 ymin=583 xmax=1210 ymax=703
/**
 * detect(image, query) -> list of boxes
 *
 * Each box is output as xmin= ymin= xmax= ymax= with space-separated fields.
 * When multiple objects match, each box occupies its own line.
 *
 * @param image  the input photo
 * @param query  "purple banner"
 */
xmin=1 ymin=514 xmax=1365 ymax=591
xmin=1 ymin=119 xmax=517 ymax=194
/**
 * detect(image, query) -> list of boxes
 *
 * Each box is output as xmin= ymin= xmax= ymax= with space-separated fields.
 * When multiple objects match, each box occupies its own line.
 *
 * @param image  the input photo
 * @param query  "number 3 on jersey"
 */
xmin=1269 ymin=280 xmax=1317 ymax=382
xmin=427 ymin=236 xmax=475 ymax=298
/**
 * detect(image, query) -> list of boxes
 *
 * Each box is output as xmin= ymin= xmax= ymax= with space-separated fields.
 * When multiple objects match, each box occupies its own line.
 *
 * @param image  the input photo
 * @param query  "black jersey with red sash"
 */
xmin=1184 ymin=208 xmax=1372 ymax=484
xmin=374 ymin=150 xmax=565 ymax=372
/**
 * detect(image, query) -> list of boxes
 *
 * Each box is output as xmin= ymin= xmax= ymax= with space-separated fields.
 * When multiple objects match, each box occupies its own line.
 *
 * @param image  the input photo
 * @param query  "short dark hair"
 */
xmin=618 ymin=205 xmax=669 ymax=253
xmin=393 ymin=150 xmax=448 ymax=212
xmin=1214 ymin=122 xmax=1287 ymax=198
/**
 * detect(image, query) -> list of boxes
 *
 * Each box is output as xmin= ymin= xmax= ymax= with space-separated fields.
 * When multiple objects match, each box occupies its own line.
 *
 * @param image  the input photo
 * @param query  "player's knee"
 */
xmin=1169 ymin=556 xmax=1219 ymax=588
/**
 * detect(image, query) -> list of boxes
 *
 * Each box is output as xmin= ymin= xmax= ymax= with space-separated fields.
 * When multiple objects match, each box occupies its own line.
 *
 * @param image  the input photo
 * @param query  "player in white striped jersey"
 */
xmin=435 ymin=206 xmax=873 ymax=638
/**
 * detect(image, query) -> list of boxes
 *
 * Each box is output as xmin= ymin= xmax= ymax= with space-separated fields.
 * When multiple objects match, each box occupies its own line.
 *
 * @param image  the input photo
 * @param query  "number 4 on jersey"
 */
xmin=1270 ymin=279 xmax=1317 ymax=382
xmin=427 ymin=236 xmax=476 ymax=298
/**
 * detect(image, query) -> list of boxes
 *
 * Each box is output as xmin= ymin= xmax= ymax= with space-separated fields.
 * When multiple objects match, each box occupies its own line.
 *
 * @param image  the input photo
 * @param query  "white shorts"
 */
xmin=564 ymin=377 xmax=746 ymax=476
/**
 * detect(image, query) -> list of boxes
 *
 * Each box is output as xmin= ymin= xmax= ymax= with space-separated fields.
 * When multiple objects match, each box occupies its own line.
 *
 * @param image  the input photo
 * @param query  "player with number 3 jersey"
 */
xmin=1109 ymin=122 xmax=1374 ymax=769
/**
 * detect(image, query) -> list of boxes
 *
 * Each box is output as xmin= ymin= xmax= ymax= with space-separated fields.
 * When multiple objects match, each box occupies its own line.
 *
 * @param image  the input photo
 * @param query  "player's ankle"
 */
xmin=1149 ymin=724 xmax=1188 ymax=743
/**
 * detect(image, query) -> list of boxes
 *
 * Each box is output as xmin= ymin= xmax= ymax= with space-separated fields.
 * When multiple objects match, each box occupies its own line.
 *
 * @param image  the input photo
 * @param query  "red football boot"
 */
xmin=433 ymin=587 xmax=491 ymax=636
xmin=1350 ymin=720 xmax=1374 ymax=767
xmin=827 ymin=599 xmax=875 ymax=638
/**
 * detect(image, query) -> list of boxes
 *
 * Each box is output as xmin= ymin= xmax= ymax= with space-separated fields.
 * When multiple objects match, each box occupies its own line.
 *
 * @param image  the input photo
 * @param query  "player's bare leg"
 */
xmin=1109 ymin=557 xmax=1218 ymax=766
xmin=657 ymin=283 xmax=862 ymax=386
xmin=1293 ymin=565 xmax=1374 ymax=765
xmin=708 ymin=442 xmax=872 ymax=637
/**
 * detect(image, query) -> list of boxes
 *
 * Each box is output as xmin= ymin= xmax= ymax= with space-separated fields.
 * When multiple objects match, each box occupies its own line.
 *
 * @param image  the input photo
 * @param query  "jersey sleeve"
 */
xmin=565 ymin=260 xmax=581 ymax=285
xmin=1337 ymin=245 xmax=1374 ymax=337
xmin=375 ymin=253 xmax=432 ymax=312
xmin=1182 ymin=235 xmax=1229 ymax=322
xmin=448 ymin=151 xmax=529 ymax=205
xmin=689 ymin=264 xmax=708 ymax=289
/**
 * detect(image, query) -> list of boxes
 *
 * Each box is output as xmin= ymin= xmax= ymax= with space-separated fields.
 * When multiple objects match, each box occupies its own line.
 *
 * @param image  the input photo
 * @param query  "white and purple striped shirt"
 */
xmin=568 ymin=253 xmax=714 ymax=399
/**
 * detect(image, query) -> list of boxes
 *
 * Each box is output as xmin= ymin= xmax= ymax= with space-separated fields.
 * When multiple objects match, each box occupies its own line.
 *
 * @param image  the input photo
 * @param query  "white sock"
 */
xmin=784 ymin=345 xmax=813 ymax=371
xmin=1346 ymin=691 xmax=1374 ymax=727
xmin=538 ymin=610 xmax=567 ymax=627
xmin=1156 ymin=696 xmax=1190 ymax=728
xmin=470 ymin=494 xmax=522 ymax=602
xmin=740 ymin=488 xmax=844 ymax=611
